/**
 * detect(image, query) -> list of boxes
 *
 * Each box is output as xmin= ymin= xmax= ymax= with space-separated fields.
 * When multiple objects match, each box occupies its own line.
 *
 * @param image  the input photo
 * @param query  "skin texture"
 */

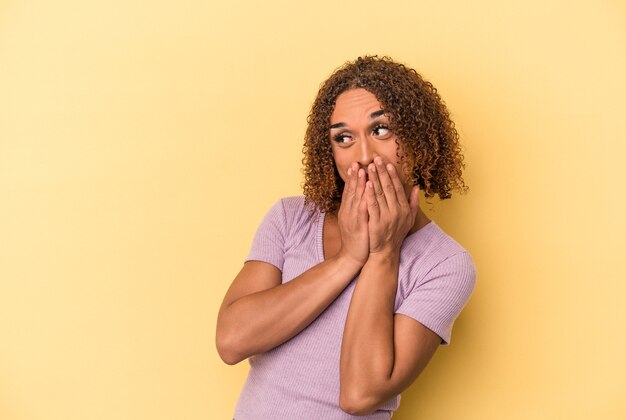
xmin=331 ymin=89 xmax=441 ymax=414
xmin=329 ymin=88 xmax=432 ymax=238
xmin=216 ymin=57 xmax=466 ymax=415
xmin=216 ymin=88 xmax=443 ymax=415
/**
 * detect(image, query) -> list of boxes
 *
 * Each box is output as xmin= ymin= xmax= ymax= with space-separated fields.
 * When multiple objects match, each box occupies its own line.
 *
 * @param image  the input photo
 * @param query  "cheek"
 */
xmin=397 ymin=168 xmax=409 ymax=185
xmin=388 ymin=143 xmax=408 ymax=182
xmin=397 ymin=159 xmax=418 ymax=188
xmin=331 ymin=149 xmax=349 ymax=181
xmin=336 ymin=167 xmax=346 ymax=183
xmin=390 ymin=156 xmax=410 ymax=185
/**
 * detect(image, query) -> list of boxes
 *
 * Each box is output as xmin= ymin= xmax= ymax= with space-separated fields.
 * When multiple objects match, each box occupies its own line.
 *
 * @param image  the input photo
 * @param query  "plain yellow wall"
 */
xmin=1 ymin=0 xmax=624 ymax=419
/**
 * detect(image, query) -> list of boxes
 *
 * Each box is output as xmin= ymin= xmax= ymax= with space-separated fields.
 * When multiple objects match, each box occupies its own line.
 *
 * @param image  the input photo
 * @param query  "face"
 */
xmin=329 ymin=88 xmax=408 ymax=187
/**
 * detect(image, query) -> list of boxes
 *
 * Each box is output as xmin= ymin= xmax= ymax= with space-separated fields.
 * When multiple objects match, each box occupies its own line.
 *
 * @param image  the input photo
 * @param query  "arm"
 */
xmin=339 ymin=253 xmax=441 ymax=414
xmin=339 ymin=158 xmax=440 ymax=415
xmin=216 ymin=255 xmax=361 ymax=365
xmin=216 ymin=164 xmax=370 ymax=365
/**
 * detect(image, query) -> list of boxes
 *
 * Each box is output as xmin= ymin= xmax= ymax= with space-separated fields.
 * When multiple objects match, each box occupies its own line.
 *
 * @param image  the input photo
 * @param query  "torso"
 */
xmin=234 ymin=196 xmax=473 ymax=419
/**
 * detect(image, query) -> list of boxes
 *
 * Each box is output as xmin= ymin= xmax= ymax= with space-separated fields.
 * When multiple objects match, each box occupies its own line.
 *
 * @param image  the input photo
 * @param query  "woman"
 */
xmin=216 ymin=56 xmax=476 ymax=419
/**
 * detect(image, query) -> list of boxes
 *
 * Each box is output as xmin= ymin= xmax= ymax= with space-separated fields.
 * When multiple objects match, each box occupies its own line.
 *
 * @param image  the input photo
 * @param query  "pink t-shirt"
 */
xmin=234 ymin=196 xmax=476 ymax=419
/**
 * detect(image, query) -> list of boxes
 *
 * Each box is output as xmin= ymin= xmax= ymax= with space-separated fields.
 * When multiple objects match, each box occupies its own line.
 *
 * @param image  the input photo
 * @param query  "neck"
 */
xmin=409 ymin=207 xmax=431 ymax=235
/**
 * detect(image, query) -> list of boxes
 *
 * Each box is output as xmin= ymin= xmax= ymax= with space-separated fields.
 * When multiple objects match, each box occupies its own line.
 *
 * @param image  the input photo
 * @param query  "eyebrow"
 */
xmin=329 ymin=109 xmax=386 ymax=130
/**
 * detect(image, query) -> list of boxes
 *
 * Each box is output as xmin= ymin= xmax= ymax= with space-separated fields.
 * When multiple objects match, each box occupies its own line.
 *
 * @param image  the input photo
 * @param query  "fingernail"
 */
xmin=375 ymin=157 xmax=383 ymax=166
xmin=347 ymin=167 xmax=352 ymax=176
xmin=386 ymin=163 xmax=394 ymax=172
xmin=369 ymin=163 xmax=376 ymax=172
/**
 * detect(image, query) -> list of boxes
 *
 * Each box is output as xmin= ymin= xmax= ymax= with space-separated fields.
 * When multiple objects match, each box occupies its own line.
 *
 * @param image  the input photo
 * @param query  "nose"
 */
xmin=357 ymin=138 xmax=375 ymax=168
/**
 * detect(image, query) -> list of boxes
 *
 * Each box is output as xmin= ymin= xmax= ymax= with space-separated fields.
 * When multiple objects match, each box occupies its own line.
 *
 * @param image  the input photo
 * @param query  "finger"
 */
xmin=374 ymin=157 xmax=398 ymax=210
xmin=386 ymin=163 xmax=409 ymax=209
xmin=340 ymin=166 xmax=352 ymax=201
xmin=358 ymin=190 xmax=369 ymax=225
xmin=354 ymin=168 xmax=367 ymax=205
xmin=341 ymin=162 xmax=358 ymax=211
xmin=365 ymin=180 xmax=380 ymax=222
xmin=368 ymin=162 xmax=389 ymax=212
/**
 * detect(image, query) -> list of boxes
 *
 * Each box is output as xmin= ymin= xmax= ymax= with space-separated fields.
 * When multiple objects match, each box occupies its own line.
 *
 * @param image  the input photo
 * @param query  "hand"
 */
xmin=337 ymin=162 xmax=370 ymax=268
xmin=365 ymin=157 xmax=419 ymax=255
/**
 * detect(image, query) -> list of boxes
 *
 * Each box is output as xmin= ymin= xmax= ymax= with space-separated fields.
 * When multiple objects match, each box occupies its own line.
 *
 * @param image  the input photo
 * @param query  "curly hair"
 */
xmin=302 ymin=55 xmax=468 ymax=214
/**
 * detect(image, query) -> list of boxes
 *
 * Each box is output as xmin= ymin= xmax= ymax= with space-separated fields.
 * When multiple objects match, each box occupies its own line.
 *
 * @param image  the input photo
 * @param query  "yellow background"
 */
xmin=1 ymin=0 xmax=624 ymax=419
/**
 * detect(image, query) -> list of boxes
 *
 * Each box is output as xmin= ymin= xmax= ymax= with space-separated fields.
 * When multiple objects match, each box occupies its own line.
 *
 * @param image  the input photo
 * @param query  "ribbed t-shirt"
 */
xmin=234 ymin=196 xmax=476 ymax=419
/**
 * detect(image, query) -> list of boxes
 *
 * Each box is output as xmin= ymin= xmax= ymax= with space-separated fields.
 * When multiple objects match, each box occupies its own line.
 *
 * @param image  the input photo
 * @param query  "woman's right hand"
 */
xmin=336 ymin=162 xmax=370 ymax=268
xmin=217 ymin=167 xmax=369 ymax=363
xmin=218 ymin=204 xmax=366 ymax=365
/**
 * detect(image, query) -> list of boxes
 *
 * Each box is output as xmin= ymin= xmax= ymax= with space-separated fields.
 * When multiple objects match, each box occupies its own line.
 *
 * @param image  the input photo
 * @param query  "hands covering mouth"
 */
xmin=338 ymin=157 xmax=420 ymax=261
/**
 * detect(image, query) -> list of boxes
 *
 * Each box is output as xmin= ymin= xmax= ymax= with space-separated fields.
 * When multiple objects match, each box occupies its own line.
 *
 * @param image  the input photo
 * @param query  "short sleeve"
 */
xmin=396 ymin=252 xmax=476 ymax=345
xmin=244 ymin=199 xmax=288 ymax=271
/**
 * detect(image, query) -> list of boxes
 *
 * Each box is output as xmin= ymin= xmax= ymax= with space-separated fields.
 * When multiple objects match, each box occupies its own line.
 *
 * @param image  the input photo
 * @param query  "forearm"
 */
xmin=218 ymin=255 xmax=361 ymax=364
xmin=340 ymin=252 xmax=399 ymax=408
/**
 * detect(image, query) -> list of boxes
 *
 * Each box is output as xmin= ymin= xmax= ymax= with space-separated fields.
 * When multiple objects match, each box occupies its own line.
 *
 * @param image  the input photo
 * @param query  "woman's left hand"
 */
xmin=365 ymin=157 xmax=420 ymax=256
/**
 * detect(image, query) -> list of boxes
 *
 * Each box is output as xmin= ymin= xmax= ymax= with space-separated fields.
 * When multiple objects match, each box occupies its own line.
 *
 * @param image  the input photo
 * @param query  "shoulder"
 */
xmin=403 ymin=221 xmax=470 ymax=260
xmin=400 ymin=221 xmax=477 ymax=286
xmin=395 ymin=222 xmax=476 ymax=345
xmin=277 ymin=195 xmax=309 ymax=212
xmin=269 ymin=195 xmax=321 ymax=234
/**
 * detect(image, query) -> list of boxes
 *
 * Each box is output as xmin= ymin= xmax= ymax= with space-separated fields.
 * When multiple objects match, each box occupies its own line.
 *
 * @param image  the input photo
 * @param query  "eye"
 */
xmin=332 ymin=133 xmax=353 ymax=144
xmin=372 ymin=124 xmax=391 ymax=138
